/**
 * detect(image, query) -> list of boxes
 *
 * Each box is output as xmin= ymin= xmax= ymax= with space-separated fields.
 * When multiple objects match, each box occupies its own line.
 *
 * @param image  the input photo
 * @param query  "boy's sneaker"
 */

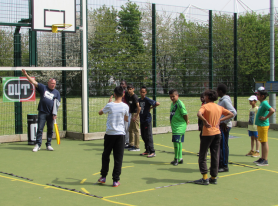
xmin=128 ymin=147 xmax=140 ymax=152
xmin=209 ymin=178 xmax=217 ymax=184
xmin=194 ymin=178 xmax=209 ymax=185
xmin=113 ymin=181 xmax=120 ymax=187
xmin=140 ymin=152 xmax=149 ymax=156
xmin=178 ymin=159 xmax=183 ymax=164
xmin=253 ymin=158 xmax=263 ymax=164
xmin=32 ymin=144 xmax=40 ymax=152
xmin=256 ymin=159 xmax=268 ymax=166
xmin=171 ymin=159 xmax=179 ymax=166
xmin=46 ymin=146 xmax=54 ymax=151
xmin=246 ymin=150 xmax=254 ymax=156
xmin=147 ymin=153 xmax=156 ymax=158
xmin=252 ymin=152 xmax=260 ymax=158
xmin=98 ymin=177 xmax=106 ymax=183
xmin=125 ymin=144 xmax=132 ymax=149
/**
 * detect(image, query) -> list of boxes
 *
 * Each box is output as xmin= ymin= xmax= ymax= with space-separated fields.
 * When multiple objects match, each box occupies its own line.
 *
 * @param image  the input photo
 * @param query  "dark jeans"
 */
xmin=219 ymin=127 xmax=231 ymax=169
xmin=140 ymin=122 xmax=155 ymax=153
xmin=36 ymin=111 xmax=54 ymax=147
xmin=101 ymin=134 xmax=125 ymax=182
xmin=199 ymin=134 xmax=221 ymax=177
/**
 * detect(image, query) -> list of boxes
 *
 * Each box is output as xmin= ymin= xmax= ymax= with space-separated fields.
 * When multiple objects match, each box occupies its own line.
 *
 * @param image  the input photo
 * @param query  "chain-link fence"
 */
xmin=0 ymin=0 xmax=277 ymax=136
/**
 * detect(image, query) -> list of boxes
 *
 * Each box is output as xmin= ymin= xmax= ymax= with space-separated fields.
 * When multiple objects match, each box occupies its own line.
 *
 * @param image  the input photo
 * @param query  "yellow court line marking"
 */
xmin=80 ymin=179 xmax=87 ymax=184
xmin=81 ymin=188 xmax=89 ymax=193
xmin=0 ymin=174 xmax=96 ymax=198
xmin=122 ymin=166 xmax=134 ymax=169
xmin=260 ymin=168 xmax=278 ymax=174
xmin=218 ymin=169 xmax=259 ymax=178
xmin=93 ymin=166 xmax=134 ymax=176
xmin=104 ymin=188 xmax=156 ymax=199
xmin=102 ymin=198 xmax=135 ymax=206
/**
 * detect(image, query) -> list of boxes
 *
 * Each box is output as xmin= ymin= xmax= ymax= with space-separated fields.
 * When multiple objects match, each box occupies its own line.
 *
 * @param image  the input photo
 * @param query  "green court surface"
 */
xmin=1 ymin=127 xmax=278 ymax=206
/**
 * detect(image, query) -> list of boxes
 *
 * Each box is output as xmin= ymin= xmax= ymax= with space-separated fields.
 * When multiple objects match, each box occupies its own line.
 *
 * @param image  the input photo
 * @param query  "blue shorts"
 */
xmin=248 ymin=130 xmax=258 ymax=138
xmin=172 ymin=135 xmax=184 ymax=143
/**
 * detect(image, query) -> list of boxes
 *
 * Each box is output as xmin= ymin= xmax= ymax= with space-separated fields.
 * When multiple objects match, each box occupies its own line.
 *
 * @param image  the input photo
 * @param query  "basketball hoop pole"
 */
xmin=81 ymin=0 xmax=88 ymax=134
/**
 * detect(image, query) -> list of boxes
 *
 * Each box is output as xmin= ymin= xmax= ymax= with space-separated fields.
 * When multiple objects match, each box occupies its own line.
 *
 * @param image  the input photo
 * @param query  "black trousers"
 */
xmin=199 ymin=134 xmax=221 ymax=177
xmin=100 ymin=134 xmax=125 ymax=182
xmin=140 ymin=122 xmax=155 ymax=153
xmin=219 ymin=127 xmax=231 ymax=169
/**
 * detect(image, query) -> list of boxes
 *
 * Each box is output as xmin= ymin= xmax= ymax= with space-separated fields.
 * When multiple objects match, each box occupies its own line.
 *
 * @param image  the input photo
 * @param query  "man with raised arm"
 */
xmin=22 ymin=69 xmax=61 ymax=152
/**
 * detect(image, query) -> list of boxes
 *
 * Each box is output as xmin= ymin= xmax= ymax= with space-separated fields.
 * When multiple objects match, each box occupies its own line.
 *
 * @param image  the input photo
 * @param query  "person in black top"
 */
xmin=126 ymin=84 xmax=141 ymax=151
xmin=22 ymin=69 xmax=60 ymax=152
xmin=138 ymin=86 xmax=160 ymax=157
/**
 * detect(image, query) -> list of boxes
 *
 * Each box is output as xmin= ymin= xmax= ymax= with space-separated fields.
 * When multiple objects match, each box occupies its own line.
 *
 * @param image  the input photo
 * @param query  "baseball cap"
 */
xmin=257 ymin=86 xmax=265 ymax=91
xmin=248 ymin=95 xmax=257 ymax=101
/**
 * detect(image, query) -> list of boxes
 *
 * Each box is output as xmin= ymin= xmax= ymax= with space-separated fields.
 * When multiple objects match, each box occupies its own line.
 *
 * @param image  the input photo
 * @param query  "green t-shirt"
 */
xmin=170 ymin=99 xmax=187 ymax=135
xmin=255 ymin=100 xmax=272 ymax=127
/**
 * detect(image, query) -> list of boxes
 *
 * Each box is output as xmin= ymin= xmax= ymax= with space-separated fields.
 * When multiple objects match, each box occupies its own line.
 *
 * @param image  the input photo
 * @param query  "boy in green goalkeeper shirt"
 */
xmin=169 ymin=89 xmax=189 ymax=166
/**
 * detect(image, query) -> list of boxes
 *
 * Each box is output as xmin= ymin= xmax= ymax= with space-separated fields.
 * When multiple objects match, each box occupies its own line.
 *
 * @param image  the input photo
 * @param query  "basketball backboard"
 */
xmin=32 ymin=0 xmax=76 ymax=32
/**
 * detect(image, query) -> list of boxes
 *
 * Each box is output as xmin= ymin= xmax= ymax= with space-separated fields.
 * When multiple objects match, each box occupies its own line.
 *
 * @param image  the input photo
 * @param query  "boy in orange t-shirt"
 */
xmin=194 ymin=90 xmax=233 ymax=185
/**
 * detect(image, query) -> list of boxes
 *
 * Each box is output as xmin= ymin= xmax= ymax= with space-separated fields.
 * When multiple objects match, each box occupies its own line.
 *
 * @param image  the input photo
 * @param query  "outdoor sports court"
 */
xmin=1 ymin=127 xmax=278 ymax=206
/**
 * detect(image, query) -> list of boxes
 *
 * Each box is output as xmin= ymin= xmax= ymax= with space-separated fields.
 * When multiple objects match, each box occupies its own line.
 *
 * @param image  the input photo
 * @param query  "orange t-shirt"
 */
xmin=199 ymin=102 xmax=230 ymax=136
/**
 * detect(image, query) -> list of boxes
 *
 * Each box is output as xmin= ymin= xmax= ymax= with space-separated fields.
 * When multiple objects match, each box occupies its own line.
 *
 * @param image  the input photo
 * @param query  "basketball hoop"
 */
xmin=52 ymin=24 xmax=72 ymax=33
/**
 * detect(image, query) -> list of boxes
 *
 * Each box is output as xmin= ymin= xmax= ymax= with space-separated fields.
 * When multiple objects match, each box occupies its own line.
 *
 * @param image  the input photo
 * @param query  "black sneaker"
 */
xmin=179 ymin=159 xmax=183 ymax=164
xmin=171 ymin=159 xmax=179 ymax=166
xmin=125 ymin=145 xmax=132 ymax=149
xmin=218 ymin=167 xmax=229 ymax=172
xmin=209 ymin=178 xmax=217 ymax=184
xmin=256 ymin=159 xmax=268 ymax=166
xmin=194 ymin=178 xmax=209 ymax=185
xmin=253 ymin=158 xmax=263 ymax=164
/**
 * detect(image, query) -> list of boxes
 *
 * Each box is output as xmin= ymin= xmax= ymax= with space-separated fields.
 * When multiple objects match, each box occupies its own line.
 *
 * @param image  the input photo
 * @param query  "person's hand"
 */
xmin=259 ymin=116 xmax=267 ymax=121
xmin=108 ymin=95 xmax=113 ymax=103
xmin=22 ymin=69 xmax=27 ymax=76
xmin=204 ymin=121 xmax=211 ymax=128
xmin=53 ymin=115 xmax=57 ymax=120
xmin=187 ymin=120 xmax=190 ymax=124
xmin=220 ymin=122 xmax=227 ymax=131
xmin=132 ymin=116 xmax=137 ymax=122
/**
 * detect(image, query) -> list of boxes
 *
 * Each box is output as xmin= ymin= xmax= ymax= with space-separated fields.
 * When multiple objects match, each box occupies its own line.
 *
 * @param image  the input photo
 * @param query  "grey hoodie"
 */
xmin=218 ymin=95 xmax=237 ymax=127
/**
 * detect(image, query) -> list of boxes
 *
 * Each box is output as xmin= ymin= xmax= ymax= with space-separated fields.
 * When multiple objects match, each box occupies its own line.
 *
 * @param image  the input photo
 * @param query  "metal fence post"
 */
xmin=14 ymin=30 xmax=23 ymax=134
xmin=62 ymin=32 xmax=67 ymax=131
xmin=234 ymin=13 xmax=238 ymax=120
xmin=152 ymin=3 xmax=157 ymax=127
xmin=209 ymin=10 xmax=213 ymax=89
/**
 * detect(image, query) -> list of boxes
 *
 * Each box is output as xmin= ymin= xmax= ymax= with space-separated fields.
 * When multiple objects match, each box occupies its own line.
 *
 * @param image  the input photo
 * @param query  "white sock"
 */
xmin=256 ymin=150 xmax=259 ymax=153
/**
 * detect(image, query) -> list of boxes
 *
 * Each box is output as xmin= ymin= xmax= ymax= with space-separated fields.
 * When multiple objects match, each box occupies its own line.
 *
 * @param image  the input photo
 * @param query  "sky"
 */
xmin=133 ymin=0 xmax=274 ymax=13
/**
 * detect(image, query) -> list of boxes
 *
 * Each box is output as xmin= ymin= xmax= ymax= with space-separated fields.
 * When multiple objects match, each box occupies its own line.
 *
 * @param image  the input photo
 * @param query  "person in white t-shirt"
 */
xmin=245 ymin=95 xmax=260 ymax=158
xmin=97 ymin=86 xmax=129 ymax=187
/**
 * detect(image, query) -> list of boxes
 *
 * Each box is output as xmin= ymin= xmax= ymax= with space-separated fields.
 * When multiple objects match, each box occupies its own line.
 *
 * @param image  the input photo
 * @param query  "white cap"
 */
xmin=258 ymin=86 xmax=265 ymax=91
xmin=248 ymin=95 xmax=257 ymax=101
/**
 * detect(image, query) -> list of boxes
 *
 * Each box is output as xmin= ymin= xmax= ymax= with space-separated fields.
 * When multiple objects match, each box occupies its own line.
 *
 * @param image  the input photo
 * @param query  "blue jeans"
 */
xmin=219 ymin=127 xmax=231 ymax=168
xmin=36 ymin=111 xmax=54 ymax=147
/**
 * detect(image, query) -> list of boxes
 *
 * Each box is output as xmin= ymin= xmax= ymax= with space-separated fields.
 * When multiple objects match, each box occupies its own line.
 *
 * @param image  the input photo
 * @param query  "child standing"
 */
xmin=194 ymin=90 xmax=233 ymax=185
xmin=126 ymin=84 xmax=141 ymax=151
xmin=169 ymin=89 xmax=189 ymax=166
xmin=138 ymin=86 xmax=160 ymax=158
xmin=98 ymin=86 xmax=129 ymax=187
xmin=245 ymin=95 xmax=260 ymax=157
xmin=254 ymin=87 xmax=275 ymax=166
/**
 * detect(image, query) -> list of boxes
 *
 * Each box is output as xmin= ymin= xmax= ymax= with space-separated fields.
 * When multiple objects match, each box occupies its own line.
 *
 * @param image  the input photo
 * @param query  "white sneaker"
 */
xmin=33 ymin=144 xmax=40 ymax=152
xmin=46 ymin=146 xmax=54 ymax=151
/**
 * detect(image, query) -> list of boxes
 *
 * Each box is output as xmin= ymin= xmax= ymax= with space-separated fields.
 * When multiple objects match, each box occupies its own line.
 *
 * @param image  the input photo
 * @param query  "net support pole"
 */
xmin=234 ymin=13 xmax=238 ymax=121
xmin=152 ymin=3 xmax=157 ymax=128
xmin=269 ymin=0 xmax=276 ymax=123
xmin=62 ymin=32 xmax=67 ymax=131
xmin=81 ymin=0 xmax=88 ymax=134
xmin=209 ymin=10 xmax=213 ymax=89
xmin=14 ymin=29 xmax=23 ymax=134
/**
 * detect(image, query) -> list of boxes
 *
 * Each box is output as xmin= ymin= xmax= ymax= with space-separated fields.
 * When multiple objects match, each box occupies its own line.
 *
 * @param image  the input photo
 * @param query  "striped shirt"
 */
xmin=103 ymin=102 xmax=129 ymax=135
